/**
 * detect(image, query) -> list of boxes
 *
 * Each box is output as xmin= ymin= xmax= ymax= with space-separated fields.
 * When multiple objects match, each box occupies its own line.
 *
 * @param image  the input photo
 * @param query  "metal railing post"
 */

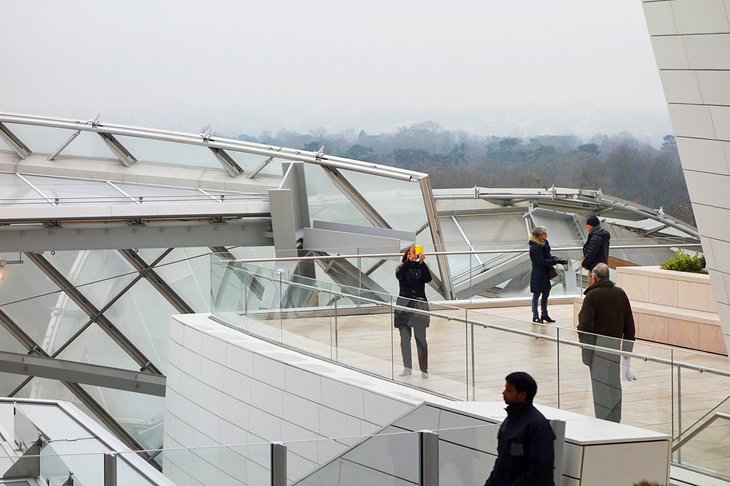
xmin=419 ymin=430 xmax=439 ymax=486
xmin=271 ymin=441 xmax=287 ymax=486
xmin=104 ymin=453 xmax=117 ymax=486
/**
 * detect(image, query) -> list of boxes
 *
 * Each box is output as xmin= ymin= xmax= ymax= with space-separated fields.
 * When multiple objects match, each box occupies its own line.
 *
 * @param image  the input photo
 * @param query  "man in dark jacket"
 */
xmin=484 ymin=372 xmax=555 ymax=486
xmin=582 ymin=215 xmax=610 ymax=284
xmin=577 ymin=263 xmax=636 ymax=423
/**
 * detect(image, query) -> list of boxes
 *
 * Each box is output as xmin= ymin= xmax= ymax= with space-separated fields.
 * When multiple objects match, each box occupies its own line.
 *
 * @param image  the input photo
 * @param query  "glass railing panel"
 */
xmin=434 ymin=421 xmax=501 ymax=486
xmin=673 ymin=411 xmax=730 ymax=481
xmin=41 ymin=443 xmax=100 ymax=486
xmin=211 ymin=253 xmax=245 ymax=328
xmin=473 ymin=318 xmax=560 ymax=407
xmin=296 ymin=429 xmax=420 ymax=486
xmin=14 ymin=405 xmax=43 ymax=452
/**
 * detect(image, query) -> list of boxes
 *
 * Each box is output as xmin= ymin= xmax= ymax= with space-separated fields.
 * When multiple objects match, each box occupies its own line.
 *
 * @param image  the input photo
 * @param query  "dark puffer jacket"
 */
xmin=394 ymin=260 xmax=432 ymax=328
xmin=484 ymin=402 xmax=556 ymax=486
xmin=582 ymin=225 xmax=610 ymax=270
xmin=529 ymin=236 xmax=557 ymax=293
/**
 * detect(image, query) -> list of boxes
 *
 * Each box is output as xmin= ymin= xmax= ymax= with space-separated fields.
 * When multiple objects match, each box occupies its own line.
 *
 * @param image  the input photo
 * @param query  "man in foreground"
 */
xmin=578 ymin=262 xmax=637 ymax=423
xmin=484 ymin=371 xmax=555 ymax=486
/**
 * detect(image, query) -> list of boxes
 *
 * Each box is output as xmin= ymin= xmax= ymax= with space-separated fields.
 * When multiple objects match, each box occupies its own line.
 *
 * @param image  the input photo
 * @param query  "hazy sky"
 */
xmin=0 ymin=1 xmax=671 ymax=140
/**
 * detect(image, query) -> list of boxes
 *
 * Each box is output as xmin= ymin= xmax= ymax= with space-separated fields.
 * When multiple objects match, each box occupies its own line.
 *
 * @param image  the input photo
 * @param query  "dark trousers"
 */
xmin=531 ymin=290 xmax=549 ymax=319
xmin=588 ymin=336 xmax=622 ymax=422
xmin=399 ymin=325 xmax=428 ymax=372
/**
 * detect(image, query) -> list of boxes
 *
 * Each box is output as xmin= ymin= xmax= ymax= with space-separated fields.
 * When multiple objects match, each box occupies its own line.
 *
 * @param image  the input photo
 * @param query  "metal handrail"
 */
xmin=217 ymin=242 xmax=703 ymax=264
xmin=672 ymin=412 xmax=730 ymax=452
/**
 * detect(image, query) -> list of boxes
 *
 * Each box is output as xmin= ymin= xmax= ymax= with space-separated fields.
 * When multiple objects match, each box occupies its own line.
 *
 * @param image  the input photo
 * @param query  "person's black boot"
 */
xmin=541 ymin=315 xmax=556 ymax=323
xmin=532 ymin=317 xmax=543 ymax=323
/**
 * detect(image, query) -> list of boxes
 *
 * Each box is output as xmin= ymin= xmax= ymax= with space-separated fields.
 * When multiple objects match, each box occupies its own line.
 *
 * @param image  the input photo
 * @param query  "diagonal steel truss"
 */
xmin=0 ymin=247 xmax=199 ymax=462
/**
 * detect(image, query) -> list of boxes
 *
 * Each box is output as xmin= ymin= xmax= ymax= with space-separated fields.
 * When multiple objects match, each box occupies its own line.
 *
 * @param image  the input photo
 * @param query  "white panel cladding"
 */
xmin=717 ymin=302 xmax=730 ymax=339
xmin=671 ymin=0 xmax=730 ymax=34
xmin=710 ymin=238 xmax=730 ymax=273
xmin=683 ymin=170 xmax=730 ymax=207
xmin=676 ymin=137 xmax=730 ymax=174
xmin=693 ymin=204 xmax=730 ymax=241
xmin=720 ymin=272 xmax=730 ymax=303
xmin=651 ymin=35 xmax=690 ymax=68
xmin=697 ymin=71 xmax=730 ymax=105
xmin=659 ymin=70 xmax=702 ymax=103
xmin=643 ymin=1 xmax=677 ymax=35
xmin=710 ymin=105 xmax=730 ymax=140
xmin=683 ymin=34 xmax=730 ymax=69
xmin=644 ymin=0 xmax=730 ymax=421
xmin=164 ymin=315 xmax=427 ymax=485
xmin=667 ymin=104 xmax=717 ymax=138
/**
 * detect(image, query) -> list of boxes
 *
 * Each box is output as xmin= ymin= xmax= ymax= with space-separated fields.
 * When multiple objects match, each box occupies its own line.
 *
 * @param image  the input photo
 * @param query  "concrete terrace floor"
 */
xmin=228 ymin=303 xmax=730 ymax=478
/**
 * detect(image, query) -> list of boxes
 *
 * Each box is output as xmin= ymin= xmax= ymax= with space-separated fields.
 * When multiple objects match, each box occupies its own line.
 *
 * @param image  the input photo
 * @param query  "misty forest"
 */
xmin=239 ymin=122 xmax=694 ymax=225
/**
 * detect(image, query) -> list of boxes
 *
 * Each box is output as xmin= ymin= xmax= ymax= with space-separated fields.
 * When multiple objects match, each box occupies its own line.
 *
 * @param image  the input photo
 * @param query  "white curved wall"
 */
xmin=643 ymin=0 xmax=730 ymax=353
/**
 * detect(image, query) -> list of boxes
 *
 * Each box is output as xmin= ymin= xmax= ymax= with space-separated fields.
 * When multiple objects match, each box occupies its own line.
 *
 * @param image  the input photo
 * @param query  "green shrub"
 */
xmin=660 ymin=249 xmax=705 ymax=274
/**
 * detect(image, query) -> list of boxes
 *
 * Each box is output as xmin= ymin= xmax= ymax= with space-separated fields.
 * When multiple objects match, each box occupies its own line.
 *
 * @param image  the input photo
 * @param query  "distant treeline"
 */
xmin=238 ymin=122 xmax=694 ymax=225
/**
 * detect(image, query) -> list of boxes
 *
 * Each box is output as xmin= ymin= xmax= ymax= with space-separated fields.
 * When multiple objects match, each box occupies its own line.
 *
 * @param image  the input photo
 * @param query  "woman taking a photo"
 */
xmin=529 ymin=226 xmax=566 ymax=323
xmin=394 ymin=245 xmax=432 ymax=378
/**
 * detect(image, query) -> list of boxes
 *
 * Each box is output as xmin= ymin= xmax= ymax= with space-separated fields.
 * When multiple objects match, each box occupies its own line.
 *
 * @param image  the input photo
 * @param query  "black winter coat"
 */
xmin=529 ymin=237 xmax=557 ymax=293
xmin=394 ymin=260 xmax=432 ymax=328
xmin=577 ymin=279 xmax=636 ymax=352
xmin=484 ymin=402 xmax=556 ymax=486
xmin=582 ymin=225 xmax=610 ymax=270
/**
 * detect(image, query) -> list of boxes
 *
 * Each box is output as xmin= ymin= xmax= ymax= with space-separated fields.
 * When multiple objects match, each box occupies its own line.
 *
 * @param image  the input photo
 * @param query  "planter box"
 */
xmin=616 ymin=266 xmax=726 ymax=355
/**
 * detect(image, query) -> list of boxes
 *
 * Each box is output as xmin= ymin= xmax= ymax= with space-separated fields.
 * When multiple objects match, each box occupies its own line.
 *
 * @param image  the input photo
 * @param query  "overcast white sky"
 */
xmin=0 ymin=1 xmax=672 ymax=140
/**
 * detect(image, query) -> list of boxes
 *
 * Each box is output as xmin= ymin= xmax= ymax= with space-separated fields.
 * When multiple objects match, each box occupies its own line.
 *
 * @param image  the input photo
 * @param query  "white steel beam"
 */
xmin=0 ymin=350 xmax=166 ymax=396
xmin=0 ymin=122 xmax=31 ymax=159
xmin=0 ymin=112 xmax=426 ymax=182
xmin=98 ymin=132 xmax=137 ymax=166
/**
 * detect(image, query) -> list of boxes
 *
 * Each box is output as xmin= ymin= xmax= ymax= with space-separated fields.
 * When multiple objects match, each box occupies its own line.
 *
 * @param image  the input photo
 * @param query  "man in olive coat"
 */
xmin=577 ymin=263 xmax=636 ymax=423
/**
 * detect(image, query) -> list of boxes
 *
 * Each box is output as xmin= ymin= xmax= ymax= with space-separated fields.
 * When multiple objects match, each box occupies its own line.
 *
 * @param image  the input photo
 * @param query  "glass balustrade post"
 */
xmin=556 ymin=327 xmax=561 ymax=409
xmin=270 ymin=442 xmax=287 ymax=486
xmin=677 ymin=360 xmax=683 ymax=464
xmin=465 ymin=309 xmax=469 ymax=401
xmin=104 ymin=453 xmax=117 ymax=486
xmin=278 ymin=270 xmax=283 ymax=342
xmin=334 ymin=298 xmax=339 ymax=362
xmin=418 ymin=430 xmax=439 ymax=486
xmin=469 ymin=309 xmax=476 ymax=401
xmin=390 ymin=295 xmax=395 ymax=379
xmin=671 ymin=349 xmax=675 ymax=445
xmin=357 ymin=248 xmax=362 ymax=309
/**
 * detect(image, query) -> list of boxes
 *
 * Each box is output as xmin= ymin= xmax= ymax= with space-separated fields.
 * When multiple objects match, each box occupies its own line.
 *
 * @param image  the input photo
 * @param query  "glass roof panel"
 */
xmin=340 ymin=169 xmax=427 ymax=234
xmin=6 ymin=124 xmax=120 ymax=159
xmin=23 ymin=174 xmax=124 ymax=201
xmin=103 ymin=277 xmax=176 ymax=373
xmin=43 ymin=250 xmax=138 ymax=310
xmin=459 ymin=214 xmax=527 ymax=249
xmin=114 ymin=181 xmax=204 ymax=198
xmin=55 ymin=323 xmax=139 ymax=372
xmin=113 ymin=136 xmax=220 ymax=168
xmin=2 ymin=124 xmax=86 ymax=155
xmin=156 ymin=247 xmax=212 ymax=313
xmin=0 ymin=173 xmax=41 ymax=201
xmin=303 ymin=164 xmax=370 ymax=227
xmin=222 ymin=150 xmax=286 ymax=177
xmin=80 ymin=383 xmax=164 ymax=450
xmin=0 ymin=252 xmax=71 ymax=346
